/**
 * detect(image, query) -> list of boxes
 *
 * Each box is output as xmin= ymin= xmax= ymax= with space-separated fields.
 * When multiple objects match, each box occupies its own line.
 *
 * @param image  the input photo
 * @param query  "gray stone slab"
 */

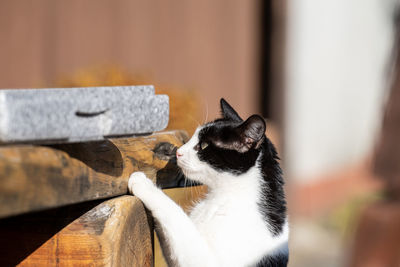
xmin=0 ymin=85 xmax=169 ymax=144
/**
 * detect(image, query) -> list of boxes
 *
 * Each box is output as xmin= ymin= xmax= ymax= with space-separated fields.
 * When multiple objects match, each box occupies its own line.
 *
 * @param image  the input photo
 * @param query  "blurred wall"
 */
xmin=0 ymin=0 xmax=260 ymax=120
xmin=285 ymin=0 xmax=395 ymax=181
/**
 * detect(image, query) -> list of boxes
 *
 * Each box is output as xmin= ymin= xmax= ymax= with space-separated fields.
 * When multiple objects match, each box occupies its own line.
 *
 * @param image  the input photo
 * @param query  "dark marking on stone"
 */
xmin=75 ymin=109 xmax=108 ymax=117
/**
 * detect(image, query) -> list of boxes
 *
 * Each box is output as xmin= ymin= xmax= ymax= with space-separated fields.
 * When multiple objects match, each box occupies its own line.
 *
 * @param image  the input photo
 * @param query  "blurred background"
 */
xmin=1 ymin=0 xmax=399 ymax=266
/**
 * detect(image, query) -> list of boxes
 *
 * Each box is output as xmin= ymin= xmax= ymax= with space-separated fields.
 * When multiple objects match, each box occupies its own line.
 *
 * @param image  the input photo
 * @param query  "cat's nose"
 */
xmin=176 ymin=150 xmax=183 ymax=158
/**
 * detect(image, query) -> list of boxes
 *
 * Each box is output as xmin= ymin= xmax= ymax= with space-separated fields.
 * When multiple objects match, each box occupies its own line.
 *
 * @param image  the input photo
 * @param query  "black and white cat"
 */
xmin=128 ymin=99 xmax=289 ymax=267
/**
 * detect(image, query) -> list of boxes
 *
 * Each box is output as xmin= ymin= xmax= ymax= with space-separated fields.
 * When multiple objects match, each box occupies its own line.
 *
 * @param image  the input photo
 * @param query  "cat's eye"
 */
xmin=200 ymin=142 xmax=208 ymax=150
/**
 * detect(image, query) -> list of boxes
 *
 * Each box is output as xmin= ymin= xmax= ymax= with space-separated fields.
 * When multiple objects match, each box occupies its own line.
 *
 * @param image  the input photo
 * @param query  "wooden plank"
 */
xmin=0 ymin=195 xmax=153 ymax=266
xmin=0 ymin=130 xmax=188 ymax=218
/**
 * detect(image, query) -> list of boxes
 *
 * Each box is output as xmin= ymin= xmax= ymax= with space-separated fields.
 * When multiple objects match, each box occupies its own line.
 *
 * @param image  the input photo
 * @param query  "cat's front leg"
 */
xmin=128 ymin=171 xmax=158 ymax=203
xmin=128 ymin=172 xmax=218 ymax=267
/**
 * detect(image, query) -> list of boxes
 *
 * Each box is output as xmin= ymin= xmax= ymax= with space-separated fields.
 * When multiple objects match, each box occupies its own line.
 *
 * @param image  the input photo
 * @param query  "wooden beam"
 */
xmin=0 ymin=130 xmax=188 ymax=218
xmin=0 ymin=195 xmax=153 ymax=266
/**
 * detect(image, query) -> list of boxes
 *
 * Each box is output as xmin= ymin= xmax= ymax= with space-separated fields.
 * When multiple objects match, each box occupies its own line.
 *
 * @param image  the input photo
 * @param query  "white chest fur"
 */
xmin=129 ymin=170 xmax=288 ymax=267
xmin=189 ymin=167 xmax=289 ymax=267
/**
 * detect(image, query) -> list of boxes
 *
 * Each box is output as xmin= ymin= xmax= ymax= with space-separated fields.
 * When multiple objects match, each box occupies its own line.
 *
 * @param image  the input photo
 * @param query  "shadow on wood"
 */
xmin=50 ymin=140 xmax=124 ymax=177
xmin=0 ymin=196 xmax=153 ymax=266
xmin=0 ymin=199 xmax=103 ymax=266
xmin=0 ymin=131 xmax=188 ymax=218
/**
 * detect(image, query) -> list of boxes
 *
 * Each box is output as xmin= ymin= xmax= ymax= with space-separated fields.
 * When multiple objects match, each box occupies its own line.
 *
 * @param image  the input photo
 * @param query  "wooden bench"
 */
xmin=0 ymin=130 xmax=188 ymax=266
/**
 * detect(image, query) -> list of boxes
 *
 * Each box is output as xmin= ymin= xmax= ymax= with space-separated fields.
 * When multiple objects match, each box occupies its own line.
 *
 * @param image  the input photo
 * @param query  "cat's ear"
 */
xmin=236 ymin=115 xmax=266 ymax=152
xmin=220 ymin=98 xmax=242 ymax=122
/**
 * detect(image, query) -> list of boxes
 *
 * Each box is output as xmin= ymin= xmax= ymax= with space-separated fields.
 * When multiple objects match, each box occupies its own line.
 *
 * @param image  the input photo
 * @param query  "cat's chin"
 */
xmin=177 ymin=166 xmax=205 ymax=185
xmin=177 ymin=161 xmax=217 ymax=186
xmin=184 ymin=172 xmax=212 ymax=187
xmin=180 ymin=169 xmax=199 ymax=182
xmin=177 ymin=160 xmax=196 ymax=177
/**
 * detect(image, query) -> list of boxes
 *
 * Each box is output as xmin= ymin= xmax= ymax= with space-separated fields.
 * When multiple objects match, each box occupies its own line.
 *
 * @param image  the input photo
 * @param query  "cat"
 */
xmin=128 ymin=98 xmax=289 ymax=267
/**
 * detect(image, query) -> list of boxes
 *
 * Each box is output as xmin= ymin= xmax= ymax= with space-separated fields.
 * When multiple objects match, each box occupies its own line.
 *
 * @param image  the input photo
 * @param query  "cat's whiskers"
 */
xmin=189 ymin=179 xmax=196 ymax=200
xmin=188 ymin=179 xmax=198 ymax=206
xmin=175 ymin=166 xmax=194 ymax=205
xmin=184 ymin=175 xmax=192 ymax=203
xmin=202 ymin=99 xmax=209 ymax=125
xmin=181 ymin=170 xmax=198 ymax=206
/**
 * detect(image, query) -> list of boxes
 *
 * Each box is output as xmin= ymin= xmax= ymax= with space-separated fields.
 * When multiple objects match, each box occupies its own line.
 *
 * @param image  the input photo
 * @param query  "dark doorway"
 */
xmin=259 ymin=0 xmax=286 ymax=128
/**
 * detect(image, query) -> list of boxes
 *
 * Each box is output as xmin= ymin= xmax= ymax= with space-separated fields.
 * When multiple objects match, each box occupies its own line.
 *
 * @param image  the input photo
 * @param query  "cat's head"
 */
xmin=176 ymin=98 xmax=266 ymax=186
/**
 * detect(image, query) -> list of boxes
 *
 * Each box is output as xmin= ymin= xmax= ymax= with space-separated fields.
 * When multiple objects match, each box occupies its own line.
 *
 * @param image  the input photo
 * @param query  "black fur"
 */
xmin=197 ymin=120 xmax=260 ymax=174
xmin=220 ymin=98 xmax=242 ymax=122
xmin=195 ymin=98 xmax=287 ymax=237
xmin=258 ymin=138 xmax=287 ymax=236
xmin=255 ymin=252 xmax=289 ymax=267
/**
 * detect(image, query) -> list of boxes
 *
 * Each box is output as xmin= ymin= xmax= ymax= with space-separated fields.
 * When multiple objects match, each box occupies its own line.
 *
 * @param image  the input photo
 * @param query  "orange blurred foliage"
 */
xmin=56 ymin=65 xmax=202 ymax=135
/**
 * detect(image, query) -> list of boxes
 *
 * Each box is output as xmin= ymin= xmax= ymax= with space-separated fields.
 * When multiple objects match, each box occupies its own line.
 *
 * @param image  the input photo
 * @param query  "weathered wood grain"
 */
xmin=0 ymin=130 xmax=188 ymax=218
xmin=0 ymin=195 xmax=153 ymax=266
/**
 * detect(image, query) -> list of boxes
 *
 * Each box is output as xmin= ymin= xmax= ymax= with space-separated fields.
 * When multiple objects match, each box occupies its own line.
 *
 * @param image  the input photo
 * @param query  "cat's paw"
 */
xmin=128 ymin=172 xmax=156 ymax=198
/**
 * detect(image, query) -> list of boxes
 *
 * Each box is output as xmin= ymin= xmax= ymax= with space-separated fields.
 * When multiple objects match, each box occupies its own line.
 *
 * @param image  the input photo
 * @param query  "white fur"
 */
xmin=129 ymin=127 xmax=289 ymax=267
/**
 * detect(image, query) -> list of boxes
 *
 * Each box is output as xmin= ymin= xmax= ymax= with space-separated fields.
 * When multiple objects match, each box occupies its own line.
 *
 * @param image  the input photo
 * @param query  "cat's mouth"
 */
xmin=176 ymin=158 xmax=188 ymax=173
xmin=176 ymin=159 xmax=196 ymax=179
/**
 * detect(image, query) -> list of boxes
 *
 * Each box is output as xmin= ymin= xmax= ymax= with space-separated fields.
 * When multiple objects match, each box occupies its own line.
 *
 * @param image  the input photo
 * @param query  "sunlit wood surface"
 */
xmin=0 ymin=131 xmax=188 ymax=266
